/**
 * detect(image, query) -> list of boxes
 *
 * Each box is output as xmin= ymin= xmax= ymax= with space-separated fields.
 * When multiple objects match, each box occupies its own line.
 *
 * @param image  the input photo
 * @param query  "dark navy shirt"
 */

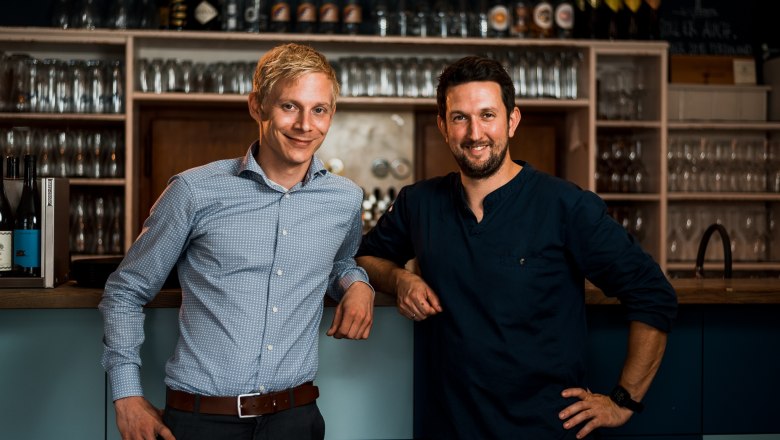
xmin=357 ymin=162 xmax=677 ymax=439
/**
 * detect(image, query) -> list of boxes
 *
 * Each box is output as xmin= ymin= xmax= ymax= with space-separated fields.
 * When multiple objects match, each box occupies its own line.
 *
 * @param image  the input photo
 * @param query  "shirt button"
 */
xmin=276 ymin=269 xmax=283 ymax=276
xmin=267 ymin=345 xmax=273 ymax=351
xmin=282 ymin=229 xmax=288 ymax=236
xmin=258 ymin=385 xmax=266 ymax=392
xmin=519 ymin=258 xmax=526 ymax=265
xmin=272 ymin=306 xmax=279 ymax=313
xmin=284 ymin=193 xmax=290 ymax=199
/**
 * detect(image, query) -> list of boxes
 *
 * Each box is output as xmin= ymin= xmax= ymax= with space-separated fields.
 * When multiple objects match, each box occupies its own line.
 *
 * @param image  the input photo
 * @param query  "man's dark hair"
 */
xmin=436 ymin=56 xmax=516 ymax=122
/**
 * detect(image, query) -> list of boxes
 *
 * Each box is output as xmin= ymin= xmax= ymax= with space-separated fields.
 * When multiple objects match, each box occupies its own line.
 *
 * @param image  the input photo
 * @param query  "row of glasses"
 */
xmin=608 ymin=205 xmax=648 ymax=245
xmin=137 ymin=58 xmax=254 ymax=95
xmin=333 ymin=56 xmax=451 ymax=99
xmin=0 ymin=127 xmax=124 ymax=179
xmin=497 ymin=50 xmax=583 ymax=100
xmin=598 ymin=64 xmax=647 ymax=120
xmin=667 ymin=203 xmax=770 ymax=263
xmin=0 ymin=52 xmax=124 ymax=113
xmin=668 ymin=135 xmax=768 ymax=193
xmin=70 ymin=191 xmax=124 ymax=255
xmin=595 ymin=134 xmax=650 ymax=193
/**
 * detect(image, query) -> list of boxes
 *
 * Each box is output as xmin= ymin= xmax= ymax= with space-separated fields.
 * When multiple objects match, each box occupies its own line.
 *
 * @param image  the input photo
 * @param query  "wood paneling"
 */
xmin=138 ymin=106 xmax=257 ymax=226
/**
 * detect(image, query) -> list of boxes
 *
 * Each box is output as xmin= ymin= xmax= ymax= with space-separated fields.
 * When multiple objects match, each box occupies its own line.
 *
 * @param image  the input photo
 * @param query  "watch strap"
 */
xmin=609 ymin=384 xmax=645 ymax=413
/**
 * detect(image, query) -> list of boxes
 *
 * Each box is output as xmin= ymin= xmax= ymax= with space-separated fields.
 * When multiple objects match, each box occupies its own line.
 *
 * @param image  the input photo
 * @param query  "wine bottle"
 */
xmin=188 ymin=0 xmax=222 ymax=30
xmin=600 ymin=0 xmax=622 ymax=40
xmin=487 ymin=0 xmax=511 ymax=38
xmin=222 ymin=0 xmax=242 ymax=31
xmin=318 ymin=0 xmax=339 ymax=33
xmin=641 ymin=0 xmax=660 ymax=40
xmin=244 ymin=0 xmax=269 ymax=32
xmin=554 ymin=0 xmax=575 ymax=38
xmin=13 ymin=154 xmax=40 ymax=277
xmin=342 ymin=0 xmax=363 ymax=35
xmin=620 ymin=0 xmax=641 ymax=39
xmin=530 ymin=0 xmax=554 ymax=38
xmin=269 ymin=0 xmax=292 ymax=32
xmin=168 ymin=0 xmax=188 ymax=30
xmin=296 ymin=0 xmax=318 ymax=33
xmin=0 ymin=160 xmax=14 ymax=275
xmin=510 ymin=1 xmax=530 ymax=38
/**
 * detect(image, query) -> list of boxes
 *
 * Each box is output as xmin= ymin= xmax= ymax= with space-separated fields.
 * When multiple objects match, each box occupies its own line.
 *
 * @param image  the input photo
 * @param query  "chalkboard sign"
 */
xmin=661 ymin=0 xmax=754 ymax=56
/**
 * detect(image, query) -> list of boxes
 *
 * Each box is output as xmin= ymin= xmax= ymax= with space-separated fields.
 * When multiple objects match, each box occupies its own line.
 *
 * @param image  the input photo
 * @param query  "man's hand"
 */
xmin=558 ymin=388 xmax=633 ymax=439
xmin=395 ymin=270 xmax=442 ymax=321
xmin=114 ymin=396 xmax=175 ymax=440
xmin=327 ymin=281 xmax=374 ymax=339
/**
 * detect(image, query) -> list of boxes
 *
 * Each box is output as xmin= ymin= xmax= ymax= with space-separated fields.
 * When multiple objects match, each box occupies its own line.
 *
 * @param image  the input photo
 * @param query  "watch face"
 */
xmin=612 ymin=386 xmax=628 ymax=404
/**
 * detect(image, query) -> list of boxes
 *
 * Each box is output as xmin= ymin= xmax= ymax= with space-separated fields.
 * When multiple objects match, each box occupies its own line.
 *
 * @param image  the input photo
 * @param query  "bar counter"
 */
xmin=2 ymin=278 xmax=780 ymax=308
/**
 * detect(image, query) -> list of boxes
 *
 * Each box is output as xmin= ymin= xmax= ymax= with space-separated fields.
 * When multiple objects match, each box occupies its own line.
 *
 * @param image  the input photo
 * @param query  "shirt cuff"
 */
xmin=108 ymin=363 xmax=144 ymax=401
xmin=338 ymin=267 xmax=374 ymax=298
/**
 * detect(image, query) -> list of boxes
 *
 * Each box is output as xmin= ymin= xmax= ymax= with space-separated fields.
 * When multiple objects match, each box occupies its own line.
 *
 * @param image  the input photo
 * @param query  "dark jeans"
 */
xmin=162 ymin=402 xmax=325 ymax=440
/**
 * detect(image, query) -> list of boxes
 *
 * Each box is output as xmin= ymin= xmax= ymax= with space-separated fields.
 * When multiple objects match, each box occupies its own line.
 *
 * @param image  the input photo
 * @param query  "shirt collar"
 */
xmin=239 ymin=141 xmax=329 ymax=188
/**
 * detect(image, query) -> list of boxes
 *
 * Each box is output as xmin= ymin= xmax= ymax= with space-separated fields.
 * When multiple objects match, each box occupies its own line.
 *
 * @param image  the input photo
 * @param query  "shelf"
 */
xmin=596 ymin=120 xmax=663 ymax=129
xmin=598 ymin=193 xmax=662 ymax=202
xmin=668 ymin=192 xmax=780 ymax=202
xmin=667 ymin=262 xmax=780 ymax=271
xmin=668 ymin=121 xmax=780 ymax=131
xmin=67 ymin=178 xmax=126 ymax=186
xmin=132 ymin=93 xmax=590 ymax=110
xmin=0 ymin=113 xmax=126 ymax=122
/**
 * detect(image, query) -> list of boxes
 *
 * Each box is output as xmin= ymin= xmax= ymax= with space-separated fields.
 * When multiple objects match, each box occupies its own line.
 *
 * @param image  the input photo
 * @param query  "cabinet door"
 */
xmin=138 ymin=107 xmax=257 ymax=225
xmin=0 ymin=309 xmax=105 ymax=439
xmin=702 ymin=305 xmax=780 ymax=435
xmin=585 ymin=306 xmax=703 ymax=437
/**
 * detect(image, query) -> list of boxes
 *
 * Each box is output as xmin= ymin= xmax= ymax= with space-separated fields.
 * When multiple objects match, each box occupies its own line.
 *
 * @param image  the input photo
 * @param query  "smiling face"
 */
xmin=250 ymin=72 xmax=335 ymax=184
xmin=437 ymin=81 xmax=520 ymax=179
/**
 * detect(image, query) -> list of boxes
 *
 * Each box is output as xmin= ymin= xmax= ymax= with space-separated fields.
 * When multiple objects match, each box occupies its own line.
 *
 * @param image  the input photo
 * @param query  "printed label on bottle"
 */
xmin=13 ymin=229 xmax=40 ymax=269
xmin=488 ymin=5 xmax=510 ymax=32
xmin=194 ymin=1 xmax=219 ymax=24
xmin=343 ymin=4 xmax=362 ymax=24
xmin=297 ymin=2 xmax=317 ymax=22
xmin=0 ymin=231 xmax=12 ymax=271
xmin=271 ymin=2 xmax=291 ymax=22
xmin=533 ymin=2 xmax=553 ymax=30
xmin=170 ymin=0 xmax=188 ymax=27
xmin=320 ymin=3 xmax=339 ymax=23
xmin=245 ymin=3 xmax=259 ymax=22
xmin=555 ymin=3 xmax=574 ymax=30
xmin=512 ymin=4 xmax=529 ymax=35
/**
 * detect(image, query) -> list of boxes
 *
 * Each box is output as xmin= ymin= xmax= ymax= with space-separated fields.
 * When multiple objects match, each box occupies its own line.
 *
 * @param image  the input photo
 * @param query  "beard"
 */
xmin=452 ymin=139 xmax=509 ymax=179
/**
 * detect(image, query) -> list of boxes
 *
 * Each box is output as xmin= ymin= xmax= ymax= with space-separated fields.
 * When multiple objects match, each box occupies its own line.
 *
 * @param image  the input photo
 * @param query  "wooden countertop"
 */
xmin=1 ymin=278 xmax=780 ymax=309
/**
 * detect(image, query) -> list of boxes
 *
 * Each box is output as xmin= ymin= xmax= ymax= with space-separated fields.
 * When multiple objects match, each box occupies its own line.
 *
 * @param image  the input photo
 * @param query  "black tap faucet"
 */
xmin=694 ymin=223 xmax=733 ymax=279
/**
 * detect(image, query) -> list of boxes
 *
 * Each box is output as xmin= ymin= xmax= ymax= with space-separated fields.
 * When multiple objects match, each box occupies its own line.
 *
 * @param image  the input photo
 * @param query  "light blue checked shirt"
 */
xmin=100 ymin=142 xmax=370 ymax=400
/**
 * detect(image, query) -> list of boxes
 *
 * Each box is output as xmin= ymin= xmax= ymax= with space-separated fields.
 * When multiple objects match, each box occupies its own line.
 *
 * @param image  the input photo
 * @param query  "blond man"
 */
xmin=100 ymin=43 xmax=374 ymax=440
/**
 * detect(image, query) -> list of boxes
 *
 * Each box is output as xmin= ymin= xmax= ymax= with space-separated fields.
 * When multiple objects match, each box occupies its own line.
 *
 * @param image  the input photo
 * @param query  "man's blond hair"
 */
xmin=253 ymin=43 xmax=339 ymax=105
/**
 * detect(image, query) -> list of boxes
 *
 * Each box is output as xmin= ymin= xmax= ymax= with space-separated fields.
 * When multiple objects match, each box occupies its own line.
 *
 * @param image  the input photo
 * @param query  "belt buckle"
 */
xmin=237 ymin=392 xmax=262 ymax=418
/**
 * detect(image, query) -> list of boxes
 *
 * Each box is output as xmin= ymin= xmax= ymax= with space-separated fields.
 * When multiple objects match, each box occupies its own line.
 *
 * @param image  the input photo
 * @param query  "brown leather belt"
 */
xmin=166 ymin=382 xmax=319 ymax=418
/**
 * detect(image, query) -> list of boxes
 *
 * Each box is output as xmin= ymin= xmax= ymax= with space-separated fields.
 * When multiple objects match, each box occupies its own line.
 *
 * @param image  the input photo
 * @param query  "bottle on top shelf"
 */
xmin=530 ymin=0 xmax=554 ymax=38
xmin=342 ymin=0 xmax=363 ymax=35
xmin=244 ymin=0 xmax=270 ymax=32
xmin=188 ymin=0 xmax=222 ymax=30
xmin=296 ymin=0 xmax=319 ymax=33
xmin=269 ymin=0 xmax=292 ymax=32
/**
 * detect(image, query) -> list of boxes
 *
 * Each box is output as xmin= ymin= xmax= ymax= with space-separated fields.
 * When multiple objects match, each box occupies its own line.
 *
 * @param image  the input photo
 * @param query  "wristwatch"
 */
xmin=609 ymin=385 xmax=645 ymax=413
